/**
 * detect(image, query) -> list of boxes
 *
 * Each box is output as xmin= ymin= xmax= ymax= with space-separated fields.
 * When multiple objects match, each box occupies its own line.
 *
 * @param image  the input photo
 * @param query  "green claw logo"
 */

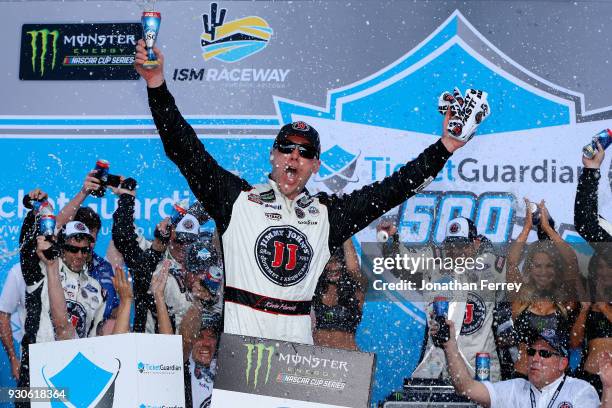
xmin=26 ymin=29 xmax=59 ymax=76
xmin=244 ymin=343 xmax=274 ymax=389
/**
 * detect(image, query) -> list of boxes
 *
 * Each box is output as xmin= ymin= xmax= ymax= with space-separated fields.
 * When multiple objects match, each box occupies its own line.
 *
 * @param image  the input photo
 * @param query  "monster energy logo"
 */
xmin=26 ymin=29 xmax=59 ymax=76
xmin=244 ymin=343 xmax=274 ymax=389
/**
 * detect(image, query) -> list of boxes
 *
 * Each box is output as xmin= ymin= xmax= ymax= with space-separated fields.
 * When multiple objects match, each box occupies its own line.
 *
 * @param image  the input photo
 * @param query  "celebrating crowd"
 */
xmin=0 ymin=39 xmax=609 ymax=408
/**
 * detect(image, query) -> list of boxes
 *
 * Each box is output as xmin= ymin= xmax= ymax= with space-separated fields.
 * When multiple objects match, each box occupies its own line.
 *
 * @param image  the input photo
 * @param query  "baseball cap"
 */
xmin=186 ymin=240 xmax=219 ymax=273
xmin=200 ymin=312 xmax=222 ymax=335
xmin=443 ymin=217 xmax=477 ymax=244
xmin=528 ymin=327 xmax=569 ymax=357
xmin=62 ymin=221 xmax=94 ymax=242
xmin=274 ymin=121 xmax=321 ymax=157
xmin=174 ymin=213 xmax=200 ymax=243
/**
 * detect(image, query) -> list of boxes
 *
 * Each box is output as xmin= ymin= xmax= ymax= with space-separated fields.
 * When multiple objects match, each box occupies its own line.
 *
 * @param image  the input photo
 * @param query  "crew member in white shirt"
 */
xmin=437 ymin=319 xmax=610 ymax=408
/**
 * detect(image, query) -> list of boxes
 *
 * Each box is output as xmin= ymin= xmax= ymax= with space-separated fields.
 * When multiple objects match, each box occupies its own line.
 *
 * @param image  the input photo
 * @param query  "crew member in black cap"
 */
xmin=438 ymin=319 xmax=609 ymax=408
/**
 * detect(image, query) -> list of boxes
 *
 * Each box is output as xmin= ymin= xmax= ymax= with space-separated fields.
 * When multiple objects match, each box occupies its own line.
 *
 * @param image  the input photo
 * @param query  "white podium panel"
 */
xmin=29 ymin=333 xmax=185 ymax=408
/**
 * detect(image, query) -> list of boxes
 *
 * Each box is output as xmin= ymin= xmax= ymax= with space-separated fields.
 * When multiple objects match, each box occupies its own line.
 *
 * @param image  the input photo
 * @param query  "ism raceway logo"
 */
xmin=19 ymin=23 xmax=141 ymax=80
xmin=200 ymin=2 xmax=273 ymax=63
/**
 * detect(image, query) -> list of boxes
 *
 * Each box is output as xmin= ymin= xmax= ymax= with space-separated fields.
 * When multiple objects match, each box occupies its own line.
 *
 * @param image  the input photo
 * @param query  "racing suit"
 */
xmin=18 ymin=210 xmax=106 ymax=393
xmin=148 ymin=82 xmax=452 ymax=344
xmin=388 ymin=240 xmax=509 ymax=381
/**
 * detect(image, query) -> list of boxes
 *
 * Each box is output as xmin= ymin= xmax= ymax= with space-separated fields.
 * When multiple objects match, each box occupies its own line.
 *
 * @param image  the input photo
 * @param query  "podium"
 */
xmin=212 ymin=333 xmax=376 ymax=408
xmin=29 ymin=333 xmax=185 ymax=407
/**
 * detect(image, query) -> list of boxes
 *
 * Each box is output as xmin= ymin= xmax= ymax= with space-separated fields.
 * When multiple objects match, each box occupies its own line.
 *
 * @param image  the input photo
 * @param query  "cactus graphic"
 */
xmin=202 ymin=2 xmax=226 ymax=41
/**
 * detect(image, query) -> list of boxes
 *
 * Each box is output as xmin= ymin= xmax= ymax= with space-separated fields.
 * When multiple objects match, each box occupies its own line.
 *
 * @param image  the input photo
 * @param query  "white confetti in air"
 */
xmin=47 ymin=154 xmax=63 ymax=170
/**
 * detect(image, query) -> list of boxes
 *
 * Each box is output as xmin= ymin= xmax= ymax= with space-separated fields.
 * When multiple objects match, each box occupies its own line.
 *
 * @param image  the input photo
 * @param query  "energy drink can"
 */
xmin=475 ymin=352 xmax=491 ymax=381
xmin=433 ymin=296 xmax=449 ymax=318
xmin=170 ymin=199 xmax=189 ymax=225
xmin=583 ymin=129 xmax=612 ymax=159
xmin=91 ymin=159 xmax=110 ymax=197
xmin=40 ymin=215 xmax=56 ymax=237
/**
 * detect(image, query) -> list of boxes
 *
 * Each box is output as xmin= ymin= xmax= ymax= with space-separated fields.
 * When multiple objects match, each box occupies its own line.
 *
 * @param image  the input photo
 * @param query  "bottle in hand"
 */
xmin=432 ymin=296 xmax=450 ymax=347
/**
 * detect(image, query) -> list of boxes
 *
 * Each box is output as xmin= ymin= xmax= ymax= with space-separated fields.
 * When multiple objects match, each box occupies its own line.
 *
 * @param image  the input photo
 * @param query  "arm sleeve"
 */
xmin=574 ymin=383 xmax=601 ymax=408
xmin=19 ymin=210 xmax=44 ymax=287
xmin=111 ymin=194 xmax=147 ymax=269
xmin=322 ymin=140 xmax=451 ymax=252
xmin=574 ymin=168 xmax=611 ymax=243
xmin=0 ymin=269 xmax=19 ymax=314
xmin=147 ymin=82 xmax=251 ymax=233
xmin=111 ymin=194 xmax=164 ymax=297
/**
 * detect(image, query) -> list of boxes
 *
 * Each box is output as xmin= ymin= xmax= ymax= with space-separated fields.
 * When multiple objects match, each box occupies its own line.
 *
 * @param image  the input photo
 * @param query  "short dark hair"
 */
xmin=75 ymin=207 xmax=101 ymax=233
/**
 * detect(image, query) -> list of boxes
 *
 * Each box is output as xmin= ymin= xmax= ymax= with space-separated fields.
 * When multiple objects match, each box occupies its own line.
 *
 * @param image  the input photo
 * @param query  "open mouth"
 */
xmin=285 ymin=165 xmax=297 ymax=182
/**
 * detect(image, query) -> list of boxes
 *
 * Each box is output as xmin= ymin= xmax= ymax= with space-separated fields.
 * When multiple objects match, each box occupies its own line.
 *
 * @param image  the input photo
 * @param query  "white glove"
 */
xmin=438 ymin=87 xmax=490 ymax=142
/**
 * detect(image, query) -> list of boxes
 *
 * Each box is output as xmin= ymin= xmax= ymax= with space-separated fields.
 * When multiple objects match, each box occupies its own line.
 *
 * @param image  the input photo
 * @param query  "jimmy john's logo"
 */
xmin=460 ymin=292 xmax=486 ymax=335
xmin=255 ymin=226 xmax=313 ymax=287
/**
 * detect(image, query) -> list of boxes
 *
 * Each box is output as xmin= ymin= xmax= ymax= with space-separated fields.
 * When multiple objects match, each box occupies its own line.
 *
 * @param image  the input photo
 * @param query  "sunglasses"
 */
xmin=527 ymin=347 xmax=561 ymax=358
xmin=63 ymin=244 xmax=92 ymax=255
xmin=274 ymin=140 xmax=318 ymax=159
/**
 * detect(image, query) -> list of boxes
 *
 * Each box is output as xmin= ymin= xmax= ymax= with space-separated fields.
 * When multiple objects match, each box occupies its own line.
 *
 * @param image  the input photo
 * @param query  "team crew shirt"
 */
xmin=20 ymin=211 xmax=106 ymax=344
xmin=483 ymin=375 xmax=600 ymax=408
xmin=0 ymin=263 xmax=26 ymax=345
xmin=148 ymin=82 xmax=452 ymax=343
xmin=391 ymin=242 xmax=507 ymax=381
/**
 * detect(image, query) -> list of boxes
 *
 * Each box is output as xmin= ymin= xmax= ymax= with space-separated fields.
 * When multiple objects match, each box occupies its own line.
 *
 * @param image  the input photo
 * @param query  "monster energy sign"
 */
xmin=19 ymin=23 xmax=142 ymax=80
xmin=244 ymin=343 xmax=274 ymax=389
xmin=212 ymin=333 xmax=375 ymax=407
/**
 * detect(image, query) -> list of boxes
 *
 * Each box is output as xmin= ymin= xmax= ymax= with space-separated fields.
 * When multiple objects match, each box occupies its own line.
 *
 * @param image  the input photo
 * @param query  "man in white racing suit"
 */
xmin=135 ymin=41 xmax=475 ymax=344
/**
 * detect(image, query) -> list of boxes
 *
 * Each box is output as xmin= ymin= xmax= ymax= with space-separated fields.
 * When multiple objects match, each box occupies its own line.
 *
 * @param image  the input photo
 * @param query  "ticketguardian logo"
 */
xmin=137 ymin=361 xmax=182 ymax=374
xmin=0 ymin=189 xmax=192 ymax=220
xmin=139 ymin=405 xmax=183 ymax=408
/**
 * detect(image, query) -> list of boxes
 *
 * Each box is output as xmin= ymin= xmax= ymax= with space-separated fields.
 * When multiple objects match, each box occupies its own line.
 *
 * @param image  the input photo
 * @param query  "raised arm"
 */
xmin=441 ymin=320 xmax=491 ymax=407
xmin=150 ymin=261 xmax=173 ymax=335
xmin=600 ymin=351 xmax=612 ymax=408
xmin=506 ymin=198 xmax=532 ymax=286
xmin=324 ymin=140 xmax=452 ymax=252
xmin=538 ymin=201 xmax=584 ymax=297
xmin=20 ymin=189 xmax=47 ymax=287
xmin=323 ymin=111 xmax=469 ymax=251
xmin=55 ymin=171 xmax=101 ymax=229
xmin=570 ymin=302 xmax=591 ymax=348
xmin=342 ymin=238 xmax=367 ymax=290
xmin=111 ymin=266 xmax=133 ymax=335
xmin=575 ymin=142 xmax=611 ymax=244
xmin=111 ymin=191 xmax=165 ymax=277
xmin=36 ymin=237 xmax=77 ymax=341
xmin=135 ymin=41 xmax=250 ymax=233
